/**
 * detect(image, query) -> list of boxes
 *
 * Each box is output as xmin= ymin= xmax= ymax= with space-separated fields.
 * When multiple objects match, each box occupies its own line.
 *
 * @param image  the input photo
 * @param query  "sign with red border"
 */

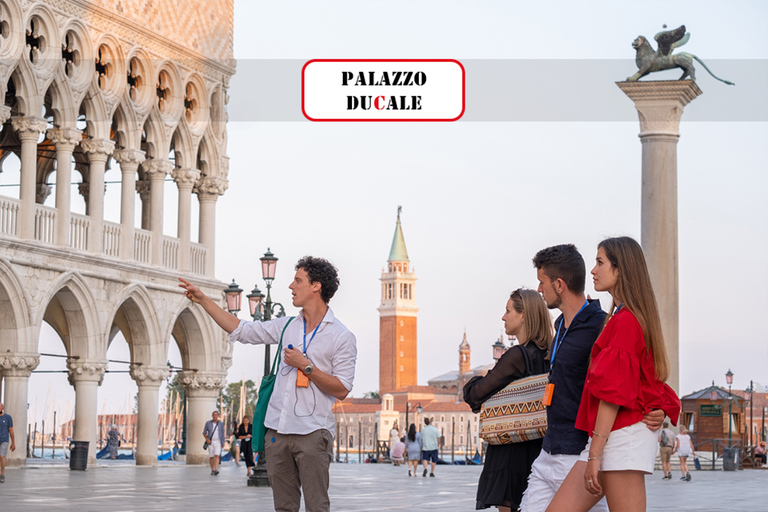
xmin=302 ymin=59 xmax=465 ymax=122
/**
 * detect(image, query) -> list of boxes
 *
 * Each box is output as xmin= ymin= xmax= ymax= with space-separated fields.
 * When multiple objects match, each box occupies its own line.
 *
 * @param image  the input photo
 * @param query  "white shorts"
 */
xmin=520 ymin=450 xmax=608 ymax=512
xmin=578 ymin=421 xmax=657 ymax=474
xmin=208 ymin=438 xmax=222 ymax=458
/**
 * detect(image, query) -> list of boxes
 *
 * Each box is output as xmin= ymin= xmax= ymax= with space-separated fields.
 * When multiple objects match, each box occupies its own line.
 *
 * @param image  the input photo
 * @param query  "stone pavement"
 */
xmin=0 ymin=459 xmax=765 ymax=511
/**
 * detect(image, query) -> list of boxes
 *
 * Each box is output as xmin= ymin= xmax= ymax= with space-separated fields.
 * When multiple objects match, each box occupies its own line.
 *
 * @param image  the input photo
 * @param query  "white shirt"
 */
xmin=229 ymin=308 xmax=357 ymax=437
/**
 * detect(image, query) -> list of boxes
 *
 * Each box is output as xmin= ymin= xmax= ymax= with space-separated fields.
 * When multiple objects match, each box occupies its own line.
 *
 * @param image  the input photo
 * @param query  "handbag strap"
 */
xmin=517 ymin=344 xmax=533 ymax=377
xmin=269 ymin=316 xmax=296 ymax=376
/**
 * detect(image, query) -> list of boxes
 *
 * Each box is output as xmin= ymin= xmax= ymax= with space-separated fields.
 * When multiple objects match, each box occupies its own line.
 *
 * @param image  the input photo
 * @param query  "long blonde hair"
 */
xmin=510 ymin=288 xmax=554 ymax=358
xmin=598 ymin=237 xmax=669 ymax=382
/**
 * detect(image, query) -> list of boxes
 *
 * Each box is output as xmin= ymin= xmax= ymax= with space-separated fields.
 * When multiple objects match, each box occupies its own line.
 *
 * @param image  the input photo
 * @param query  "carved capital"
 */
xmin=11 ymin=116 xmax=48 ymax=141
xmin=616 ymin=80 xmax=702 ymax=134
xmin=112 ymin=148 xmax=146 ymax=169
xmin=0 ymin=105 xmax=11 ymax=125
xmin=172 ymin=168 xmax=201 ymax=188
xmin=220 ymin=355 xmax=233 ymax=373
xmin=80 ymin=138 xmax=116 ymax=163
xmin=46 ymin=128 xmax=82 ymax=152
xmin=36 ymin=184 xmax=52 ymax=203
xmin=135 ymin=180 xmax=151 ymax=199
xmin=129 ymin=364 xmax=168 ymax=388
xmin=67 ymin=359 xmax=108 ymax=385
xmin=78 ymin=182 xmax=89 ymax=200
xmin=144 ymin=158 xmax=175 ymax=179
xmin=0 ymin=354 xmax=40 ymax=377
xmin=179 ymin=371 xmax=226 ymax=398
xmin=194 ymin=176 xmax=228 ymax=197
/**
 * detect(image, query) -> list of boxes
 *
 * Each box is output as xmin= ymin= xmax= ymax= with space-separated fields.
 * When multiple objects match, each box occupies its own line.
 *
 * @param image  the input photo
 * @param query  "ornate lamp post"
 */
xmin=745 ymin=381 xmax=754 ymax=448
xmin=224 ymin=248 xmax=286 ymax=488
xmin=492 ymin=339 xmax=506 ymax=361
xmin=725 ymin=369 xmax=734 ymax=449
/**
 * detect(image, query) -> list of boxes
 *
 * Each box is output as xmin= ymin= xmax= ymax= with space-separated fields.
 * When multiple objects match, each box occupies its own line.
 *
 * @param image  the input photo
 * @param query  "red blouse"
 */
xmin=575 ymin=308 xmax=680 ymax=436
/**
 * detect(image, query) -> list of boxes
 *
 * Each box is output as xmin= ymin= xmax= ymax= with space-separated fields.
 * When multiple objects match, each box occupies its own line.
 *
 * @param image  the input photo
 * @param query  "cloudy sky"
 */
xmin=26 ymin=0 xmax=768 ymax=426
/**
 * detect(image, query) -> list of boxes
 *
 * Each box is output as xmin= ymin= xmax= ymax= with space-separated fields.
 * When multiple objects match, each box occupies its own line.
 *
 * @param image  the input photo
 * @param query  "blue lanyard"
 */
xmin=614 ymin=303 xmax=624 ymax=314
xmin=550 ymin=300 xmax=589 ymax=367
xmin=303 ymin=318 xmax=321 ymax=354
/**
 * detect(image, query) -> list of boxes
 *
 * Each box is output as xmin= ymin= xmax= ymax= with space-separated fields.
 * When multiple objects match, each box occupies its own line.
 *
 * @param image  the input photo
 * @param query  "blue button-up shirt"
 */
xmin=542 ymin=299 xmax=606 ymax=455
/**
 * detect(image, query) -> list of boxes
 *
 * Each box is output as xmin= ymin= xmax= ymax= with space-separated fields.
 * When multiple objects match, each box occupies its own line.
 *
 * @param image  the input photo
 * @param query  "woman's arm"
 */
xmin=463 ymin=346 xmax=528 ymax=411
xmin=584 ymin=400 xmax=620 ymax=496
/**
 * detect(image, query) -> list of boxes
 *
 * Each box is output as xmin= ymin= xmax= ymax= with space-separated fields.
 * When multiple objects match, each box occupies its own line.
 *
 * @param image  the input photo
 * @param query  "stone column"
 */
xmin=79 ymin=139 xmax=115 ymax=254
xmin=10 ymin=116 xmax=48 ymax=239
xmin=0 ymin=355 xmax=39 ymax=466
xmin=616 ymin=80 xmax=702 ymax=394
xmin=195 ymin=177 xmax=228 ymax=277
xmin=112 ymin=149 xmax=146 ymax=260
xmin=47 ymin=128 xmax=82 ymax=247
xmin=172 ymin=168 xmax=200 ymax=272
xmin=180 ymin=371 xmax=225 ymax=465
xmin=67 ymin=359 xmax=107 ymax=462
xmin=130 ymin=365 xmax=166 ymax=466
xmin=136 ymin=180 xmax=151 ymax=230
xmin=144 ymin=159 xmax=174 ymax=266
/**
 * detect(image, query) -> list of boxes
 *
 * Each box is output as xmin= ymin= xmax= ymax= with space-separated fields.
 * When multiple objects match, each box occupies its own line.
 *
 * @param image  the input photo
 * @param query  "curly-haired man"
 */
xmin=179 ymin=256 xmax=357 ymax=512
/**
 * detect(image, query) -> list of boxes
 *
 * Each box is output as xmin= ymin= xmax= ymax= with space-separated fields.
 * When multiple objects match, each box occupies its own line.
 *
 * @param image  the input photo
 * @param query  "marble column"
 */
xmin=616 ymin=80 xmax=702 ymax=394
xmin=67 ymin=359 xmax=107 ymax=463
xmin=0 ymin=355 xmax=39 ymax=466
xmin=180 ymin=371 xmax=225 ymax=465
xmin=195 ymin=177 xmax=228 ymax=277
xmin=136 ymin=179 xmax=151 ymax=230
xmin=144 ymin=159 xmax=174 ymax=266
xmin=47 ymin=128 xmax=82 ymax=247
xmin=80 ymin=139 xmax=115 ymax=254
xmin=130 ymin=365 xmax=166 ymax=466
xmin=10 ymin=116 xmax=48 ymax=239
xmin=112 ymin=149 xmax=145 ymax=260
xmin=172 ymin=168 xmax=200 ymax=272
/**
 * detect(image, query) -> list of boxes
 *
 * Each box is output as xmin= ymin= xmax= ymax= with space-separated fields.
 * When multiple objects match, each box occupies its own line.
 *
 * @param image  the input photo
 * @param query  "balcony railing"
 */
xmin=0 ymin=196 xmax=207 ymax=275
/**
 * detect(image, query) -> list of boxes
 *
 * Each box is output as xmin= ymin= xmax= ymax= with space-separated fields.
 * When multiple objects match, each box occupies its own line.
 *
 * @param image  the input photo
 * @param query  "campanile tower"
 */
xmin=378 ymin=207 xmax=419 ymax=394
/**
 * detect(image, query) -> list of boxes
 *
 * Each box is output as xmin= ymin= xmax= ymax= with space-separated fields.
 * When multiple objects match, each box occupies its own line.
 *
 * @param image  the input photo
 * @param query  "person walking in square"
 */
xmin=0 ymin=402 xmax=14 ymax=484
xmin=238 ymin=416 xmax=255 ymax=476
xmin=107 ymin=424 xmax=121 ymax=459
xmin=405 ymin=423 xmax=422 ymax=477
xmin=421 ymin=417 xmax=440 ymax=477
xmin=658 ymin=421 xmax=675 ymax=479
xmin=203 ymin=411 xmax=225 ymax=475
xmin=464 ymin=288 xmax=552 ymax=511
xmin=674 ymin=426 xmax=695 ymax=481
xmin=180 ymin=256 xmax=357 ymax=512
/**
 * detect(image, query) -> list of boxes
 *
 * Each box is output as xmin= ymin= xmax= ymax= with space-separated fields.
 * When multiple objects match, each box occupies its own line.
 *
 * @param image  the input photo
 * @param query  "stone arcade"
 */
xmin=0 ymin=0 xmax=236 ymax=466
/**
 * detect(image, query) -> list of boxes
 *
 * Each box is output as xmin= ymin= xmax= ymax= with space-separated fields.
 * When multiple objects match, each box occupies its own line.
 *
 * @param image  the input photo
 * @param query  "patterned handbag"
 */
xmin=479 ymin=345 xmax=548 ymax=445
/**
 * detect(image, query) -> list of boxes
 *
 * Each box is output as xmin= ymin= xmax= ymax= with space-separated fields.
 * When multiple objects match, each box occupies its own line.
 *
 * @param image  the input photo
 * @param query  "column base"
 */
xmin=185 ymin=453 xmax=209 ymax=465
xmin=136 ymin=453 xmax=158 ymax=466
xmin=247 ymin=465 xmax=271 ymax=487
xmin=6 ymin=457 xmax=27 ymax=467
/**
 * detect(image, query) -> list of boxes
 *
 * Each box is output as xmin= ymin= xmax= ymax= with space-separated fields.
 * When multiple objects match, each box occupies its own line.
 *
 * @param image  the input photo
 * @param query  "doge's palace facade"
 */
xmin=0 ymin=0 xmax=235 ymax=466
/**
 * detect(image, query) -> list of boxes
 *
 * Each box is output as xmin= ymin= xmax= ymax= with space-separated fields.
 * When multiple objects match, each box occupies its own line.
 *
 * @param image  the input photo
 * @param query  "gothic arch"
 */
xmin=0 ymin=258 xmax=32 ymax=352
xmin=141 ymin=110 xmax=168 ymax=159
xmin=80 ymin=81 xmax=112 ymax=140
xmin=107 ymin=284 xmax=164 ymax=367
xmin=43 ymin=76 xmax=77 ymax=128
xmin=22 ymin=3 xmax=60 ymax=80
xmin=39 ymin=272 xmax=103 ymax=360
xmin=8 ymin=61 xmax=41 ymax=116
xmin=197 ymin=130 xmax=219 ymax=177
xmin=170 ymin=122 xmax=194 ymax=169
xmin=168 ymin=300 xmax=221 ymax=373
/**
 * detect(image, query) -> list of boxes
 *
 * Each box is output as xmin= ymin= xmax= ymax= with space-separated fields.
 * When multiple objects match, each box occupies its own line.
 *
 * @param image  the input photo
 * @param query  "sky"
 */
xmin=17 ymin=0 xmax=768 ymax=427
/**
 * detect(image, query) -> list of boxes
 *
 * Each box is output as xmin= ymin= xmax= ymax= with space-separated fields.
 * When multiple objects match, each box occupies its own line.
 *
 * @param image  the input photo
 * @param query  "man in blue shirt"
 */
xmin=520 ymin=245 xmax=663 ymax=512
xmin=0 ymin=402 xmax=14 ymax=484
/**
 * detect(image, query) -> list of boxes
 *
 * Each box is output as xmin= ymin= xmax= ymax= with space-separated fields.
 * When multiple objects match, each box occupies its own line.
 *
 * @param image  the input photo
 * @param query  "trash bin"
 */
xmin=69 ymin=441 xmax=89 ymax=471
xmin=722 ymin=447 xmax=739 ymax=471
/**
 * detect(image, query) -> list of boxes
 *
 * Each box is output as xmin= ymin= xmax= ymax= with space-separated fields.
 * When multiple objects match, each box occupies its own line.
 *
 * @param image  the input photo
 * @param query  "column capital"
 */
xmin=0 ymin=105 xmax=11 ymax=124
xmin=172 ymin=168 xmax=201 ymax=188
xmin=616 ymin=80 xmax=702 ymax=134
xmin=129 ymin=364 xmax=168 ymax=388
xmin=46 ymin=127 xmax=82 ymax=151
xmin=144 ymin=158 xmax=175 ymax=179
xmin=179 ymin=371 xmax=226 ymax=398
xmin=67 ymin=359 xmax=108 ymax=385
xmin=36 ymin=184 xmax=52 ymax=203
xmin=194 ymin=176 xmax=229 ymax=197
xmin=80 ymin=138 xmax=116 ymax=163
xmin=113 ymin=148 xmax=146 ymax=167
xmin=11 ymin=116 xmax=48 ymax=141
xmin=135 ymin=179 xmax=151 ymax=199
xmin=0 ymin=354 xmax=40 ymax=377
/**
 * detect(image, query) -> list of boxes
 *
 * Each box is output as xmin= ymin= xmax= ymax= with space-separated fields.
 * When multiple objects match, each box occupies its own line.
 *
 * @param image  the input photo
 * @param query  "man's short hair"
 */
xmin=296 ymin=256 xmax=340 ymax=303
xmin=532 ymin=244 xmax=586 ymax=294
xmin=424 ymin=417 xmax=430 ymax=425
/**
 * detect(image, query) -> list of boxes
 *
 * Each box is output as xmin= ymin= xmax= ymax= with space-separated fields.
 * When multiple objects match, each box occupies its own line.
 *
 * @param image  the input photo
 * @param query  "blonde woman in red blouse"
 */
xmin=547 ymin=237 xmax=680 ymax=512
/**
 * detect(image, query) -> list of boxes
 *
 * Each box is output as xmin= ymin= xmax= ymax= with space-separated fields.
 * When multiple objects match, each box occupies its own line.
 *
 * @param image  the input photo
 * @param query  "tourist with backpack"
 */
xmin=658 ymin=422 xmax=675 ymax=480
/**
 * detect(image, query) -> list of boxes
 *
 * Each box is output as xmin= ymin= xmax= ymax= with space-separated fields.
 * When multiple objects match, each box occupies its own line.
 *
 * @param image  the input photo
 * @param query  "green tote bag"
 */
xmin=252 ymin=316 xmax=294 ymax=453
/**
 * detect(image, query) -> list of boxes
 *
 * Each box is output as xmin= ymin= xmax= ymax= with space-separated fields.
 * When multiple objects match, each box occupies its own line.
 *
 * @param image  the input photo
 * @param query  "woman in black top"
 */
xmin=237 ymin=416 xmax=255 ymax=476
xmin=463 ymin=288 xmax=552 ymax=512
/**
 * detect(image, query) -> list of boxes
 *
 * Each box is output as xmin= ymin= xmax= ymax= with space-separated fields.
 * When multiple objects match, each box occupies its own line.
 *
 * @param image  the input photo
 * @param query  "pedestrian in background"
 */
xmin=421 ymin=417 xmax=440 ymax=477
xmin=674 ymin=426 xmax=694 ymax=481
xmin=405 ymin=423 xmax=422 ymax=477
xmin=230 ymin=419 xmax=241 ymax=467
xmin=0 ymin=402 xmax=14 ymax=484
xmin=203 ymin=410 xmax=225 ymax=475
xmin=107 ymin=424 xmax=121 ymax=460
xmin=464 ymin=288 xmax=552 ymax=511
xmin=237 ymin=416 xmax=255 ymax=477
xmin=658 ymin=421 xmax=675 ymax=480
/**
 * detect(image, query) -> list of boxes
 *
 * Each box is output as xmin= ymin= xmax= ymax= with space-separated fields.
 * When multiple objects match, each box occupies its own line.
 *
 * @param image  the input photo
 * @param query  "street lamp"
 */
xmin=492 ymin=338 xmax=506 ymax=361
xmin=725 ymin=369 xmax=734 ymax=448
xmin=745 ymin=381 xmax=754 ymax=448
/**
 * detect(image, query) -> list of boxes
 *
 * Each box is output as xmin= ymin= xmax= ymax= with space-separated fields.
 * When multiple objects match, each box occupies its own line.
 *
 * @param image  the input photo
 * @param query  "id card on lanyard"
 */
xmin=297 ymin=318 xmax=321 ymax=388
xmin=543 ymin=300 xmax=588 ymax=406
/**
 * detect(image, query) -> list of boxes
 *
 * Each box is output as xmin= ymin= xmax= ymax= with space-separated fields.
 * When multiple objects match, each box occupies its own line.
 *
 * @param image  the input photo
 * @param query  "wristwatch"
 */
xmin=304 ymin=363 xmax=314 ymax=375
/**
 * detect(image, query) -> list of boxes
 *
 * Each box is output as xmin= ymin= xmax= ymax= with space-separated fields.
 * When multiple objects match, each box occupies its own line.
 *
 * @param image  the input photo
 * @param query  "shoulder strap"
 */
xmin=518 ymin=344 xmax=533 ymax=377
xmin=269 ymin=316 xmax=296 ymax=376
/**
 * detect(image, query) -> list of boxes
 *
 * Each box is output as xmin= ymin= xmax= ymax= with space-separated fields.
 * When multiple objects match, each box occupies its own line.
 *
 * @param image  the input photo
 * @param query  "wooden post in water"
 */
xmin=52 ymin=411 xmax=57 ymax=459
xmin=41 ymin=420 xmax=45 ymax=459
xmin=358 ymin=421 xmax=362 ymax=463
xmin=451 ymin=417 xmax=455 ymax=463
